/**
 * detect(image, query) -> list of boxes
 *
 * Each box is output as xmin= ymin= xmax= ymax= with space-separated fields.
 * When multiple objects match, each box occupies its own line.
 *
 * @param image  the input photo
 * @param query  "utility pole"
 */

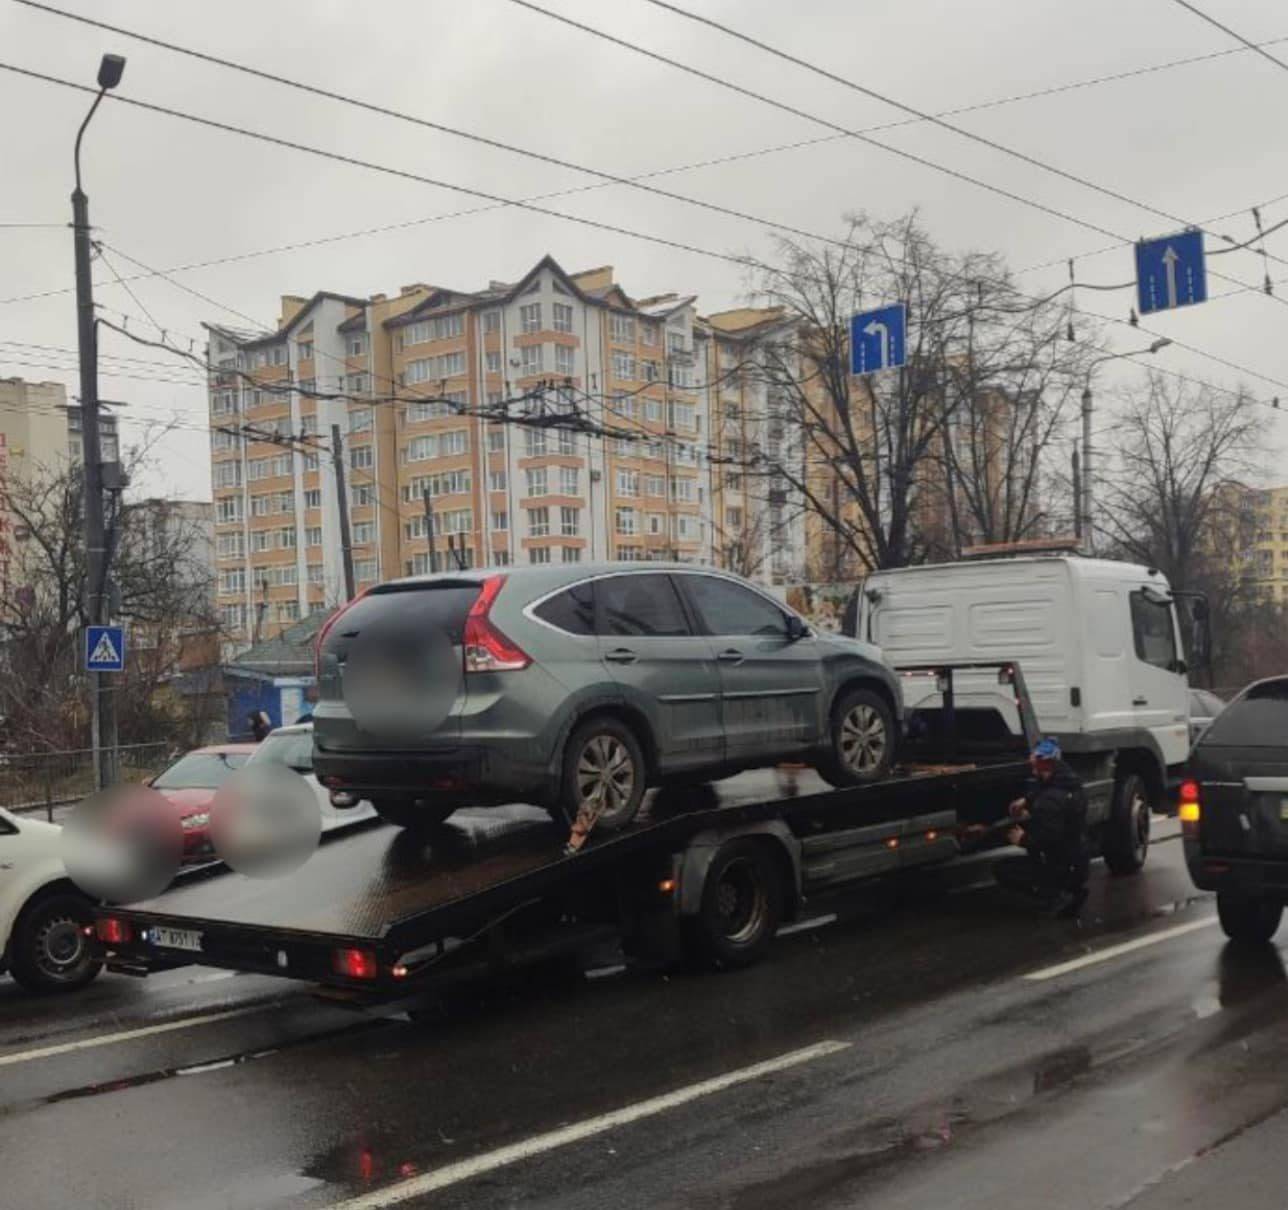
xmin=331 ymin=424 xmax=355 ymax=600
xmin=1080 ymin=386 xmax=1093 ymax=554
xmin=1071 ymin=445 xmax=1082 ymax=541
xmin=421 ymin=489 xmax=438 ymax=573
xmin=73 ymin=54 xmax=125 ymax=791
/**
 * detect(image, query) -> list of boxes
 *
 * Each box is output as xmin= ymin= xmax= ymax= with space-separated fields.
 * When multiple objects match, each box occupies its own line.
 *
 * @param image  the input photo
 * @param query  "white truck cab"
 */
xmin=858 ymin=555 xmax=1193 ymax=873
xmin=0 ymin=807 xmax=101 ymax=993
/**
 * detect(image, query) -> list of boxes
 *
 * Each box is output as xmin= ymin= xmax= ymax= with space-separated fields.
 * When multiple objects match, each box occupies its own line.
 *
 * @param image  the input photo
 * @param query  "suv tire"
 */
xmin=560 ymin=717 xmax=646 ymax=833
xmin=1217 ymin=891 xmax=1284 ymax=944
xmin=816 ymin=687 xmax=896 ymax=787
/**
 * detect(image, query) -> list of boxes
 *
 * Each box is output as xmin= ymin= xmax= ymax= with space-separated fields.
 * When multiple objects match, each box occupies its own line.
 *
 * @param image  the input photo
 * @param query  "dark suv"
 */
xmin=313 ymin=563 xmax=902 ymax=832
xmin=1183 ymin=675 xmax=1288 ymax=943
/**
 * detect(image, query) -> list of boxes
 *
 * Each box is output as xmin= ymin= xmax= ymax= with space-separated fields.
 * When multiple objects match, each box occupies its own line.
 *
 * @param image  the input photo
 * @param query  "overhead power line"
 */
xmin=1169 ymin=0 xmax=1288 ymax=74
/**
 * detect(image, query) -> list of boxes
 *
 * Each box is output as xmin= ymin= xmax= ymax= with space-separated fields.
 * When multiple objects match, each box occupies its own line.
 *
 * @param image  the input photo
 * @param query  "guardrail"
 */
xmin=0 ymin=743 xmax=174 ymax=822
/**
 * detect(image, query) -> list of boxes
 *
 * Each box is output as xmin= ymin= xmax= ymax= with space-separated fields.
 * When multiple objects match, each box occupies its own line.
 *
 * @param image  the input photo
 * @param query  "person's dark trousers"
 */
xmin=994 ymin=850 xmax=1089 ymax=906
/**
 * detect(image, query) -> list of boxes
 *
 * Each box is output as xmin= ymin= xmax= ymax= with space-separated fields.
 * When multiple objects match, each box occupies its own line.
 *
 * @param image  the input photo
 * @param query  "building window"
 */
xmin=354 ymin=558 xmax=379 ymax=583
xmin=561 ymin=546 xmax=581 ymax=563
xmin=212 ymin=429 xmax=239 ymax=453
xmin=406 ymin=351 xmax=466 ymax=382
xmin=278 ymin=527 xmax=297 ymax=549
xmin=298 ymin=341 xmax=313 ymax=361
xmin=612 ymin=351 xmax=636 ymax=380
xmin=557 ymin=430 xmax=576 ymax=456
xmin=346 ymin=373 xmax=369 ymax=395
xmin=617 ymin=469 xmax=639 ymax=497
xmin=489 ymin=470 xmax=507 ymax=492
xmin=353 ymin=521 xmax=376 ymax=545
xmin=488 ymin=428 xmax=505 ymax=452
xmin=306 ymin=526 xmax=323 ymax=547
xmin=307 ymin=563 xmax=324 ymax=584
xmin=213 ymin=461 xmax=242 ymax=488
xmin=610 ymin=314 xmax=636 ymax=342
xmin=217 ymin=497 xmax=244 ymax=524
xmin=648 ymin=513 xmax=665 ymax=536
xmin=642 ymin=322 xmax=658 ymax=346
xmin=670 ymin=477 xmax=695 ymax=502
xmin=352 ymin=484 xmax=375 ymax=507
xmin=401 ymin=470 xmax=472 ymax=502
xmin=525 ymin=467 xmax=548 ymax=497
xmin=726 ymin=507 xmax=743 ymax=530
xmin=667 ymin=331 xmax=687 ymax=356
xmin=486 ymin=350 xmax=502 ymax=373
xmin=483 ymin=309 xmax=501 ymax=334
xmin=528 ymin=507 xmax=550 ymax=537
xmin=559 ymin=466 xmax=579 ymax=495
xmin=552 ymin=302 xmax=573 ymax=333
xmin=615 ymin=507 xmax=637 ymax=536
xmin=492 ymin=510 xmax=509 ymax=531
xmin=642 ymin=359 xmax=660 ymax=383
xmin=555 ymin=344 xmax=575 ymax=375
xmin=348 ymin=334 xmax=368 ymax=356
xmin=350 ymin=445 xmax=374 ymax=470
xmin=520 ymin=344 xmax=543 ymax=376
xmin=645 ymin=474 xmax=665 ymax=497
xmin=672 ymin=514 xmax=699 ymax=542
xmin=219 ymin=568 xmax=246 ymax=594
xmin=560 ymin=506 xmax=580 ymax=536
xmin=406 ymin=397 xmax=464 ymax=423
xmin=403 ymin=314 xmax=464 ymax=347
xmin=644 ymin=398 xmax=662 ymax=423
xmin=405 ymin=430 xmax=469 ymax=462
xmin=304 ymin=489 xmax=321 ymax=509
xmin=252 ymin=531 xmax=271 ymax=553
xmin=436 ymin=508 xmax=472 ymax=535
xmin=529 ymin=546 xmax=551 ymax=564
xmin=220 ymin=603 xmax=247 ymax=631
xmin=520 ymin=302 xmax=542 ymax=334
xmin=668 ymin=402 xmax=696 ymax=431
xmin=348 ymin=407 xmax=373 ymax=433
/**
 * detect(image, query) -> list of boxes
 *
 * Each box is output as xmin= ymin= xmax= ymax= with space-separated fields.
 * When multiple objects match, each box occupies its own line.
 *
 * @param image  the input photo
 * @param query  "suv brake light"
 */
xmin=1179 ymin=780 xmax=1201 ymax=834
xmin=463 ymin=575 xmax=530 ymax=673
xmin=314 ymin=587 xmax=371 ymax=679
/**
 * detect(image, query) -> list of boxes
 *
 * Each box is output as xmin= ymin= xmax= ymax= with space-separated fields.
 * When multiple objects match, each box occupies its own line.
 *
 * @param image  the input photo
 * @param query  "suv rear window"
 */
xmin=324 ymin=582 xmax=481 ymax=651
xmin=1201 ymin=680 xmax=1288 ymax=748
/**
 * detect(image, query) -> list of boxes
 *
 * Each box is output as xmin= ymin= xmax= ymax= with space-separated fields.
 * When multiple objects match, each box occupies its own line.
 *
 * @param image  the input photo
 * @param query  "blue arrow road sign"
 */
xmin=1135 ymin=229 xmax=1207 ymax=316
xmin=850 ymin=303 xmax=907 ymax=375
xmin=85 ymin=625 xmax=126 ymax=672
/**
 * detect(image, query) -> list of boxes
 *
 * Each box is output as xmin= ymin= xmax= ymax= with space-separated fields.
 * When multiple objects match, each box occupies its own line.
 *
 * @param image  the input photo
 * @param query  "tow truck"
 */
xmin=93 ymin=663 xmax=1052 ymax=1006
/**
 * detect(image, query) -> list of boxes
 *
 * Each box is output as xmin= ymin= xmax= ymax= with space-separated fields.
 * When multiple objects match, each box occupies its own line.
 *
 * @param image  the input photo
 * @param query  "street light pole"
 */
xmin=73 ymin=54 xmax=125 ymax=791
xmin=1078 ymin=338 xmax=1172 ymax=556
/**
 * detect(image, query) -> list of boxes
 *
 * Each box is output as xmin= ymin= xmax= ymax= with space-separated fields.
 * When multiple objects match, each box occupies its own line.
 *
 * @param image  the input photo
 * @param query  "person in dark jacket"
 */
xmin=248 ymin=710 xmax=272 ymax=742
xmin=993 ymin=737 xmax=1090 ymax=918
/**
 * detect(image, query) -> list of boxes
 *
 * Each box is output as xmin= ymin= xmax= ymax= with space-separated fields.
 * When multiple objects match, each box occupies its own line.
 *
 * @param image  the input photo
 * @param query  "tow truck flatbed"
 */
xmin=96 ymin=663 xmax=1044 ymax=999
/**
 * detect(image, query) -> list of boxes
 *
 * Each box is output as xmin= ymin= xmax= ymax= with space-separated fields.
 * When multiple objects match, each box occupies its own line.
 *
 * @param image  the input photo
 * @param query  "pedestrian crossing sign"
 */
xmin=85 ymin=625 xmax=126 ymax=672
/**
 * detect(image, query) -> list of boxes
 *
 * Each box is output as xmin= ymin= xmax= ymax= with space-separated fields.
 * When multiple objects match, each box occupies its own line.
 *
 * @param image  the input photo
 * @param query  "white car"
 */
xmin=0 ymin=807 xmax=101 ymax=993
xmin=248 ymin=723 xmax=377 ymax=829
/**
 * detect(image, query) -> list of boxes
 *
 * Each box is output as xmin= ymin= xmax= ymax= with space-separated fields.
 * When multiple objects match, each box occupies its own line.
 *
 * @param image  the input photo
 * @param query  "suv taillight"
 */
xmin=1179 ymin=780 xmax=1201 ymax=836
xmin=314 ymin=587 xmax=371 ymax=680
xmin=463 ymin=575 xmax=530 ymax=673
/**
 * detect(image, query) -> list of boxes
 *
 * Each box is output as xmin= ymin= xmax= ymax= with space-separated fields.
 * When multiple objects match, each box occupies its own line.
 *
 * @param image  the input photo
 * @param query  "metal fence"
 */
xmin=0 ymin=743 xmax=174 ymax=821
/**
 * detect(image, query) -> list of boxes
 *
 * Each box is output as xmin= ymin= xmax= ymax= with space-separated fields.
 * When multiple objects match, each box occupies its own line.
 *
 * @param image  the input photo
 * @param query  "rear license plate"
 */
xmin=148 ymin=925 xmax=203 ymax=953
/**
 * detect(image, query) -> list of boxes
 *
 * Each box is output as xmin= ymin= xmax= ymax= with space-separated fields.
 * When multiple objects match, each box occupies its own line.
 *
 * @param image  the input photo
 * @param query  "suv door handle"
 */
xmin=1132 ymin=696 xmax=1148 ymax=706
xmin=604 ymin=648 xmax=638 ymax=664
xmin=718 ymin=649 xmax=745 ymax=665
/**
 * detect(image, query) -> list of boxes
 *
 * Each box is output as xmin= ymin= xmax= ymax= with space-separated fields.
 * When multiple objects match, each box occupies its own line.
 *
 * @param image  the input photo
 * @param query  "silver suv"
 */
xmin=313 ymin=563 xmax=902 ymax=832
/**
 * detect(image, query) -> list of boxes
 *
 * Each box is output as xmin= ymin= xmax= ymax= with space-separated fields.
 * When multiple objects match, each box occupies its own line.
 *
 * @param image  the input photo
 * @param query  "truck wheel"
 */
xmin=560 ymin=718 xmax=646 ymax=833
xmin=1102 ymin=772 xmax=1151 ymax=875
xmin=9 ymin=890 xmax=102 ymax=994
xmin=373 ymin=799 xmax=456 ymax=832
xmin=815 ymin=688 xmax=895 ymax=787
xmin=683 ymin=839 xmax=783 ymax=970
xmin=1217 ymin=892 xmax=1284 ymax=944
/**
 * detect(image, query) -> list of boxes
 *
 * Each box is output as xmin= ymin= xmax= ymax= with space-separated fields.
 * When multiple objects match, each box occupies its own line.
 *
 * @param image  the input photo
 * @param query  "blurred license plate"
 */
xmin=149 ymin=926 xmax=203 ymax=952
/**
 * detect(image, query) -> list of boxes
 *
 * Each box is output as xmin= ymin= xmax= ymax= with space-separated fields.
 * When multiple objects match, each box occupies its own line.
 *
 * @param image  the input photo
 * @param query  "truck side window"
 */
xmin=1129 ymin=590 xmax=1177 ymax=671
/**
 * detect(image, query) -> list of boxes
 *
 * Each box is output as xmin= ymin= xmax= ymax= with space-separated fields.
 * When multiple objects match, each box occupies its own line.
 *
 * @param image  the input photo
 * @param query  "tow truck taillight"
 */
xmin=464 ymin=575 xmax=530 ymax=673
xmin=96 ymin=917 xmax=132 ymax=945
xmin=333 ymin=947 xmax=378 ymax=980
xmin=1179 ymin=780 xmax=1201 ymax=835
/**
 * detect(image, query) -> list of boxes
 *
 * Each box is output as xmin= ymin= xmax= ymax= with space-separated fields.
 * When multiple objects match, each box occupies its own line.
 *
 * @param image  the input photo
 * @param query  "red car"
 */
xmin=148 ymin=744 xmax=257 ymax=862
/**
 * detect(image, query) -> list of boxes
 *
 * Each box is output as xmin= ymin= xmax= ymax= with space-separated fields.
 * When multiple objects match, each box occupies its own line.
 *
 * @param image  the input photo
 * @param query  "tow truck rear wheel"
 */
xmin=9 ymin=890 xmax=102 ymax=994
xmin=1217 ymin=891 xmax=1284 ymax=945
xmin=683 ymin=839 xmax=783 ymax=970
xmin=373 ymin=799 xmax=457 ymax=833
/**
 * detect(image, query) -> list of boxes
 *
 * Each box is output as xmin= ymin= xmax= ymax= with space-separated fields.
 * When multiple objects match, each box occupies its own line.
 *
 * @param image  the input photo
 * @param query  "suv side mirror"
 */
xmin=785 ymin=615 xmax=809 ymax=641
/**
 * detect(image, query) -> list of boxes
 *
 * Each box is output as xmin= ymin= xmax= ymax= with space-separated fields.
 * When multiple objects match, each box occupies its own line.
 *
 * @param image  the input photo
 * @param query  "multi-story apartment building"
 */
xmin=207 ymin=258 xmax=814 ymax=650
xmin=1220 ymin=483 xmax=1288 ymax=604
xmin=0 ymin=377 xmax=120 ymax=472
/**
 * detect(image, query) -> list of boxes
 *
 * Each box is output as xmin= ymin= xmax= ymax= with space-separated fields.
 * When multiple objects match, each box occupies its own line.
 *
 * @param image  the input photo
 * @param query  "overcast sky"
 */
xmin=3 ymin=0 xmax=1287 ymax=500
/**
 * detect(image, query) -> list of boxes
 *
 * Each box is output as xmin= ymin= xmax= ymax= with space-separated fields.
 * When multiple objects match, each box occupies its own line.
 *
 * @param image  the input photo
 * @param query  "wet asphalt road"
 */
xmin=2 ymin=778 xmax=1286 ymax=1209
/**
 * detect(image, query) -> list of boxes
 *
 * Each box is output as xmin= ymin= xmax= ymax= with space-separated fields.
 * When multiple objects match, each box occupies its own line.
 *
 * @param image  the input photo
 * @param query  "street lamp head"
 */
xmin=1148 ymin=338 xmax=1172 ymax=354
xmin=97 ymin=54 xmax=125 ymax=90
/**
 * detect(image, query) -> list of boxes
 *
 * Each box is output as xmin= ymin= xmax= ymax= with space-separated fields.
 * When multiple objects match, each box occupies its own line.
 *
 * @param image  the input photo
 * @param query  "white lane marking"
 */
xmin=327 ymin=1040 xmax=851 ymax=1208
xmin=777 ymin=913 xmax=838 ymax=937
xmin=1023 ymin=917 xmax=1219 ymax=982
xmin=0 ymin=1004 xmax=265 ymax=1068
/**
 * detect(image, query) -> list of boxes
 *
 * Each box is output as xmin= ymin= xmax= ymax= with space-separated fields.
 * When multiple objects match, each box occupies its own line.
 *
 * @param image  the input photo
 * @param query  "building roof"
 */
xmin=205 ymin=291 xmax=367 ymax=349
xmin=224 ymin=610 xmax=331 ymax=677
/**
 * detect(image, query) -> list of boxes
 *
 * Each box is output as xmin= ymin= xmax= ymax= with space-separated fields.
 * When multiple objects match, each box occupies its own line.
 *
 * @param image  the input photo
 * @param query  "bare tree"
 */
xmin=743 ymin=212 xmax=1095 ymax=572
xmin=0 ymin=455 xmax=221 ymax=752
